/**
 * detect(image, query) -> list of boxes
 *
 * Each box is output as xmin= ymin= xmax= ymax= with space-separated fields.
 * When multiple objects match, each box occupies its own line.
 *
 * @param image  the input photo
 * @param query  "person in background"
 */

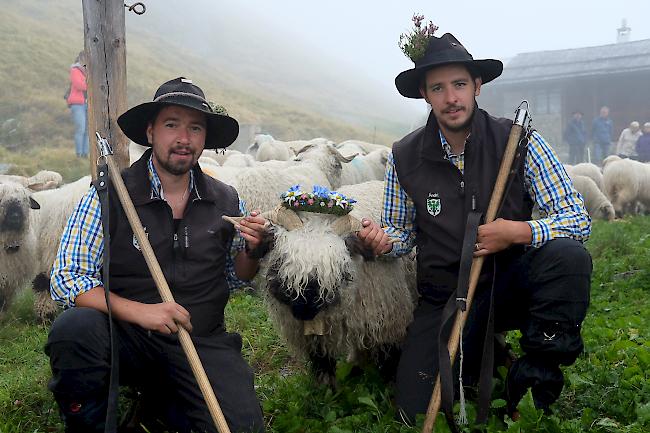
xmin=635 ymin=122 xmax=650 ymax=162
xmin=564 ymin=111 xmax=587 ymax=164
xmin=67 ymin=51 xmax=89 ymax=158
xmin=591 ymin=106 xmax=613 ymax=163
xmin=616 ymin=121 xmax=642 ymax=159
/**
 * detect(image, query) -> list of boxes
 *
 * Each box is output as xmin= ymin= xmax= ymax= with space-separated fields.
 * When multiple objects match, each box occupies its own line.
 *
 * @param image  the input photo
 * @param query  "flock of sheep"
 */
xmin=1 ymin=135 xmax=649 ymax=383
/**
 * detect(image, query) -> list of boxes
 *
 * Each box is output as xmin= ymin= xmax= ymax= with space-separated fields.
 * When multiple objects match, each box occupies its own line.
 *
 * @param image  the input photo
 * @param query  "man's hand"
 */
xmin=474 ymin=218 xmax=532 ymax=256
xmin=132 ymin=301 xmax=193 ymax=334
xmin=357 ymin=218 xmax=392 ymax=256
xmin=236 ymin=210 xmax=269 ymax=253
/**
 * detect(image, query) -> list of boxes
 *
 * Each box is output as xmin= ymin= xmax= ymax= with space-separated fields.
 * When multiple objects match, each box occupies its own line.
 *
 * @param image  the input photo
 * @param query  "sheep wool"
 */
xmin=259 ymin=181 xmax=417 ymax=383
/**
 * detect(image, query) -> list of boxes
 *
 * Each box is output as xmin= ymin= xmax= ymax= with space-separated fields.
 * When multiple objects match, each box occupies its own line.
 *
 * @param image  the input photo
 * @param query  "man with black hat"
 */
xmin=357 ymin=32 xmax=593 ymax=423
xmin=45 ymin=77 xmax=266 ymax=432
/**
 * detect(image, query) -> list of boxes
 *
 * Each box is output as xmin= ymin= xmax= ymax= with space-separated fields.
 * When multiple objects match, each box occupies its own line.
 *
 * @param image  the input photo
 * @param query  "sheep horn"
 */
xmin=331 ymin=214 xmax=363 ymax=236
xmin=264 ymin=206 xmax=303 ymax=231
xmin=331 ymin=147 xmax=356 ymax=163
xmin=221 ymin=205 xmax=304 ymax=231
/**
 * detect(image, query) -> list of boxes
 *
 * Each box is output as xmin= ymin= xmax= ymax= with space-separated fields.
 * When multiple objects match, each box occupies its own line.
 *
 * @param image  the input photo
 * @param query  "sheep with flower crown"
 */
xmin=248 ymin=181 xmax=417 ymax=386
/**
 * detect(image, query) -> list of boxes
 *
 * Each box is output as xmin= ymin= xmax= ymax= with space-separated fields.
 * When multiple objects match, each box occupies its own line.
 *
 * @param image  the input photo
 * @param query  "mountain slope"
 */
xmin=0 ymin=0 xmax=418 ymax=153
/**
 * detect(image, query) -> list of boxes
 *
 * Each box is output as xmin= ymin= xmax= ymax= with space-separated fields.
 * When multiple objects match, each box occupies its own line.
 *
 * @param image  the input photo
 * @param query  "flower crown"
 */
xmin=398 ymin=13 xmax=439 ymax=63
xmin=281 ymin=185 xmax=356 ymax=216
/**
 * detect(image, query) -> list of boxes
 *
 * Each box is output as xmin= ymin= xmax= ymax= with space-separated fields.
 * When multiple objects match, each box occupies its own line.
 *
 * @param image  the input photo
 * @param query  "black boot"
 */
xmin=55 ymin=394 xmax=107 ymax=433
xmin=505 ymin=355 xmax=563 ymax=415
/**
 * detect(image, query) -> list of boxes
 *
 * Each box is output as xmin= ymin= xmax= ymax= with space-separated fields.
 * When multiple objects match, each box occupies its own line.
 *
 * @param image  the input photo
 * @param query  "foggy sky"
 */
xmin=125 ymin=1 xmax=650 ymax=129
xmin=230 ymin=0 xmax=650 ymax=112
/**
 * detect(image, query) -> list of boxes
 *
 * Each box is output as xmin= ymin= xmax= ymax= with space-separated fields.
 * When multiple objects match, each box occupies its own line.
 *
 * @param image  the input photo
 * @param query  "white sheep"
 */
xmin=339 ymin=148 xmax=389 ymax=186
xmin=601 ymin=154 xmax=621 ymax=170
xmin=293 ymin=142 xmax=355 ymax=189
xmin=255 ymin=181 xmax=417 ymax=385
xmin=0 ymin=170 xmax=63 ymax=191
xmin=202 ymin=161 xmax=331 ymax=213
xmin=202 ymin=142 xmax=354 ymax=213
xmin=0 ymin=181 xmax=40 ymax=313
xmin=603 ymin=158 xmax=650 ymax=217
xmin=565 ymin=163 xmax=604 ymax=192
xmin=255 ymin=140 xmax=294 ymax=162
xmin=30 ymin=176 xmax=92 ymax=322
xmin=336 ymin=139 xmax=388 ymax=156
xmin=201 ymin=149 xmax=241 ymax=165
xmin=570 ymin=175 xmax=614 ymax=220
xmin=222 ymin=153 xmax=256 ymax=167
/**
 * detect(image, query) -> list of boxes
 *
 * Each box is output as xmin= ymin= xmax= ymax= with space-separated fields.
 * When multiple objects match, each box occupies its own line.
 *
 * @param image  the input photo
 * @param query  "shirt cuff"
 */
xmin=526 ymin=220 xmax=548 ymax=248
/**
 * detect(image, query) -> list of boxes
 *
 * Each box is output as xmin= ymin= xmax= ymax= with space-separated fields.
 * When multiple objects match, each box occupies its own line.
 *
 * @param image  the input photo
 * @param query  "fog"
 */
xmin=127 ymin=0 xmax=650 ymax=122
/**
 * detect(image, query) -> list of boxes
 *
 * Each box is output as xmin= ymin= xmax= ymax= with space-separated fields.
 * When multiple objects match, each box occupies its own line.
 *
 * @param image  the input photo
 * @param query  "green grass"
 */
xmin=1 ymin=217 xmax=649 ymax=432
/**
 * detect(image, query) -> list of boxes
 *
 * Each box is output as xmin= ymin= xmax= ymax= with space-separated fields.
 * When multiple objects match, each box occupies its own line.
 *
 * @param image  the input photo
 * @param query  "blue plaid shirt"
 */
xmin=50 ymin=156 xmax=246 ymax=308
xmin=383 ymin=130 xmax=591 ymax=257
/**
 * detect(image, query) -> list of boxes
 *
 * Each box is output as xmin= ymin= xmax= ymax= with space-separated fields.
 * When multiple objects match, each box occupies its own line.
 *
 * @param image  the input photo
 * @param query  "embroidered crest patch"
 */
xmin=426 ymin=193 xmax=441 ymax=217
xmin=132 ymin=227 xmax=149 ymax=251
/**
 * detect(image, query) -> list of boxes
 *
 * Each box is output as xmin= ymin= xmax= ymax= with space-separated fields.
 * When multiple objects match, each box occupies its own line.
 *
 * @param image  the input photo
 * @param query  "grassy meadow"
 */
xmin=1 ymin=217 xmax=649 ymax=433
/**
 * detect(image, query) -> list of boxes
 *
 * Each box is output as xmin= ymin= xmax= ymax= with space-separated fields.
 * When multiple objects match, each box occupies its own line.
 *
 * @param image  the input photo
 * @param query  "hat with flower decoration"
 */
xmin=395 ymin=14 xmax=503 ymax=99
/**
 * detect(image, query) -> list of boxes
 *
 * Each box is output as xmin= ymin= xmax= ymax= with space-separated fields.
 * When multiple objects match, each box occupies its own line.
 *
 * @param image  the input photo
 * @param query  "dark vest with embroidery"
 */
xmin=392 ymin=108 xmax=533 ymax=301
xmin=106 ymin=150 xmax=240 ymax=336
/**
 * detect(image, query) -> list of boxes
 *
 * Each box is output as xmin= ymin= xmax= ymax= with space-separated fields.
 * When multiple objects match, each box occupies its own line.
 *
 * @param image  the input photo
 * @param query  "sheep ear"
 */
xmin=27 ymin=180 xmax=57 ymax=191
xmin=29 ymin=197 xmax=41 ymax=209
xmin=222 ymin=206 xmax=303 ymax=231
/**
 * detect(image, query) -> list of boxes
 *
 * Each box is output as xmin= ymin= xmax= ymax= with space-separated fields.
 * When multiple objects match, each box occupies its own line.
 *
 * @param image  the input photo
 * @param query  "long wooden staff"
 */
xmin=95 ymin=133 xmax=232 ymax=433
xmin=422 ymin=102 xmax=530 ymax=432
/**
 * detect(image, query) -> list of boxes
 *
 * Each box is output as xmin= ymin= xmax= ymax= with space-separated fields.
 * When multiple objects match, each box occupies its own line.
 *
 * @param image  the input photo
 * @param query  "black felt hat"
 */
xmin=117 ymin=77 xmax=239 ymax=149
xmin=395 ymin=33 xmax=503 ymax=99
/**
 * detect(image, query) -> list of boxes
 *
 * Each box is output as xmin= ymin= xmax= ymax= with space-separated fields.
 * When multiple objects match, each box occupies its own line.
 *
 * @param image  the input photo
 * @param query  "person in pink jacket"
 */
xmin=67 ymin=51 xmax=89 ymax=157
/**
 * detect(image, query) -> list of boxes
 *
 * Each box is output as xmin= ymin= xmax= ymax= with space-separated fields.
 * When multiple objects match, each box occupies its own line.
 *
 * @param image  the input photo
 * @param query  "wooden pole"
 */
xmin=422 ymin=104 xmax=529 ymax=432
xmin=82 ymin=0 xmax=130 ymax=179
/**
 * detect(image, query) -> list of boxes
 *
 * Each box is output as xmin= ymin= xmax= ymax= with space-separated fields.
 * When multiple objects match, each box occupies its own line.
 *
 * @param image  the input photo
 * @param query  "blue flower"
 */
xmin=312 ymin=185 xmax=330 ymax=198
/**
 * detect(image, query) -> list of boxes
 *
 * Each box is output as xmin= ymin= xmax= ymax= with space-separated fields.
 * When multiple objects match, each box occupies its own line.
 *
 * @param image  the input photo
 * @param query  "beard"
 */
xmin=438 ymin=100 xmax=477 ymax=133
xmin=150 ymin=136 xmax=197 ymax=176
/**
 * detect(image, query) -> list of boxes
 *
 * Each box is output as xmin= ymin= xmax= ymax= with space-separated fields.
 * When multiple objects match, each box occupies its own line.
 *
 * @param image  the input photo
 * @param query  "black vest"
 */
xmin=393 ymin=108 xmax=533 ymax=299
xmin=106 ymin=150 xmax=240 ymax=336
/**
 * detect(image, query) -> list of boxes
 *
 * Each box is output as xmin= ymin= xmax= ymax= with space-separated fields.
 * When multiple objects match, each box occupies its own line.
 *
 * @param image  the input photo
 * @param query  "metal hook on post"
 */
xmin=124 ymin=2 xmax=146 ymax=15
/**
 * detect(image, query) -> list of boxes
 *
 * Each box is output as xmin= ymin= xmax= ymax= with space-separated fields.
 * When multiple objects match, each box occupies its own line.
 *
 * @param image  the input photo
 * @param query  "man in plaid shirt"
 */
xmin=358 ymin=33 xmax=592 ymax=423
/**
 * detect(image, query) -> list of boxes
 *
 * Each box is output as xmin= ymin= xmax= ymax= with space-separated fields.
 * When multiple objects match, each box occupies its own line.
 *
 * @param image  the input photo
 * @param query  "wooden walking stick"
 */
xmin=95 ymin=133 xmax=232 ymax=433
xmin=422 ymin=102 xmax=531 ymax=432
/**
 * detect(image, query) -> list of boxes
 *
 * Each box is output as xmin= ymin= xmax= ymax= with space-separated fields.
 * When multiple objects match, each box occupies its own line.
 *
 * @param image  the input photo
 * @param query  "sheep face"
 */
xmin=264 ymin=213 xmax=355 ymax=320
xmin=598 ymin=202 xmax=616 ymax=221
xmin=0 ymin=182 xmax=40 ymax=312
xmin=293 ymin=143 xmax=353 ymax=189
xmin=0 ymin=182 xmax=39 ymax=250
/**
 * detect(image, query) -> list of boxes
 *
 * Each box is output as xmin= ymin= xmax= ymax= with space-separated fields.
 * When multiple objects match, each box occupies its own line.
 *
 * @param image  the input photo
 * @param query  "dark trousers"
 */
xmin=45 ymin=308 xmax=264 ymax=433
xmin=395 ymin=238 xmax=592 ymax=422
xmin=568 ymin=144 xmax=585 ymax=164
